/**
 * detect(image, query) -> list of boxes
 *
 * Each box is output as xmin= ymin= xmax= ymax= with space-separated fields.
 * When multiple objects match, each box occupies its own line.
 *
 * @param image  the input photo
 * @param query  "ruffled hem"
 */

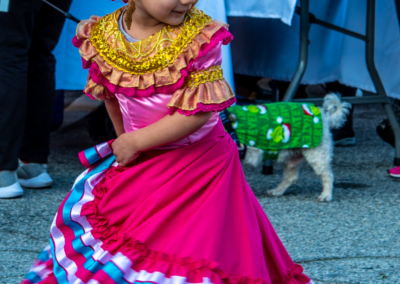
xmin=76 ymin=166 xmax=311 ymax=284
xmin=72 ymin=36 xmax=82 ymax=48
xmin=21 ymin=273 xmax=57 ymax=284
xmin=31 ymin=273 xmax=57 ymax=284
xmin=169 ymin=97 xmax=236 ymax=116
xmin=20 ymin=254 xmax=56 ymax=284
xmin=74 ymin=14 xmax=233 ymax=100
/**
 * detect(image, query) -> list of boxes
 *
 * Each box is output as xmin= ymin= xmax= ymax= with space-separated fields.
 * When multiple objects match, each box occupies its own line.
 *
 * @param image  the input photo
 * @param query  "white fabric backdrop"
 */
xmin=226 ymin=0 xmax=297 ymax=25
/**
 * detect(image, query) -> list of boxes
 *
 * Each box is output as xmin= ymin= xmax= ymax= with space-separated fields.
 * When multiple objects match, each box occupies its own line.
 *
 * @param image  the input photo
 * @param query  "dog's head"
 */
xmin=323 ymin=93 xmax=352 ymax=129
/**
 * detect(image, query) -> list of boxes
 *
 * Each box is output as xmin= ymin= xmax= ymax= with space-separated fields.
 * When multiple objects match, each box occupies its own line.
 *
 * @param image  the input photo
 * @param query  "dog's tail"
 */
xmin=323 ymin=93 xmax=352 ymax=129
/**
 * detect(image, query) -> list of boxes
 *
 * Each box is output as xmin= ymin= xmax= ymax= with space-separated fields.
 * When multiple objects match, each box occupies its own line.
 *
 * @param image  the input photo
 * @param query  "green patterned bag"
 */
xmin=228 ymin=103 xmax=323 ymax=160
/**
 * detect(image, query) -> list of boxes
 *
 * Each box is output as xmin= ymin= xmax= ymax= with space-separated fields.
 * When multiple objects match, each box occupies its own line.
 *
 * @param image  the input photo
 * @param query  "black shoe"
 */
xmin=236 ymin=94 xmax=256 ymax=106
xmin=375 ymin=99 xmax=400 ymax=148
xmin=332 ymin=104 xmax=356 ymax=147
xmin=332 ymin=129 xmax=356 ymax=146
xmin=376 ymin=119 xmax=395 ymax=148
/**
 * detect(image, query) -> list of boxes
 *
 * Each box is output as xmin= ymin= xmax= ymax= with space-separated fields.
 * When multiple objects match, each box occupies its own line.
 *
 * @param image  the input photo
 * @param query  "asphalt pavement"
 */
xmin=0 ymin=104 xmax=399 ymax=283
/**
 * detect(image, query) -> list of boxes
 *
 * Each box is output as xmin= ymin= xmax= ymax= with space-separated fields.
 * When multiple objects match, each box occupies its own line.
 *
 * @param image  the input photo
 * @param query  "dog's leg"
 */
xmin=303 ymin=147 xmax=334 ymax=202
xmin=318 ymin=169 xmax=334 ymax=202
xmin=267 ymin=158 xmax=302 ymax=196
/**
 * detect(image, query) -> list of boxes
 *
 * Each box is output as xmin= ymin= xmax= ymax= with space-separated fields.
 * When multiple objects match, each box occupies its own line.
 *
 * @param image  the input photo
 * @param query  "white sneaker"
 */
xmin=17 ymin=162 xmax=53 ymax=189
xmin=0 ymin=171 xmax=23 ymax=198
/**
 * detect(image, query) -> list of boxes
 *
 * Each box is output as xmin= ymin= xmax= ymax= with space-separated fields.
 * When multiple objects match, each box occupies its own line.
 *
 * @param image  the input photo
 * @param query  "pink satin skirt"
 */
xmin=21 ymin=121 xmax=312 ymax=284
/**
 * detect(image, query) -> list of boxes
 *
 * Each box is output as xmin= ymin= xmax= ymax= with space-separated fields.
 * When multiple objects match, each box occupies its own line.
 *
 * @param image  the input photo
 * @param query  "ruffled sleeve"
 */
xmin=73 ymin=15 xmax=116 ymax=100
xmin=167 ymin=36 xmax=236 ymax=115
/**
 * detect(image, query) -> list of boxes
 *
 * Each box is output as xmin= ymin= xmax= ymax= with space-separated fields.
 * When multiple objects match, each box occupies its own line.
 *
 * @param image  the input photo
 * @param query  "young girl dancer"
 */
xmin=22 ymin=0 xmax=313 ymax=283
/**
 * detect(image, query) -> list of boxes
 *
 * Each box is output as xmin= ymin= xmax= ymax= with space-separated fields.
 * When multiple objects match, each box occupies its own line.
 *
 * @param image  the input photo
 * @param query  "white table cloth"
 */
xmin=225 ymin=0 xmax=297 ymax=25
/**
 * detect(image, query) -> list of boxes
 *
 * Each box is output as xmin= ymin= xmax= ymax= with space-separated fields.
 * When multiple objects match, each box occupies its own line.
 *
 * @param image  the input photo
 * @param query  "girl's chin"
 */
xmin=164 ymin=15 xmax=186 ymax=26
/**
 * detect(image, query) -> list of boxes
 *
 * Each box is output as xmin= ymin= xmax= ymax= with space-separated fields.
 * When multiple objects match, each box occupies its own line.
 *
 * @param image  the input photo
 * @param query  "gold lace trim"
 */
xmin=90 ymin=7 xmax=212 ymax=75
xmin=184 ymin=65 xmax=224 ymax=88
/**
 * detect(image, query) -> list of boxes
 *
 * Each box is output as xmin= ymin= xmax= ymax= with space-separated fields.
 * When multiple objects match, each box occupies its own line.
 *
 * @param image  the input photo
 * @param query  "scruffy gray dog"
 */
xmin=264 ymin=94 xmax=351 ymax=202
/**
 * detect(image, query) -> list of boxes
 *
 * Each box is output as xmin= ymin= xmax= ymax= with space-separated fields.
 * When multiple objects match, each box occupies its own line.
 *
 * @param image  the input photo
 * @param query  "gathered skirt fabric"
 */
xmin=21 ymin=121 xmax=312 ymax=284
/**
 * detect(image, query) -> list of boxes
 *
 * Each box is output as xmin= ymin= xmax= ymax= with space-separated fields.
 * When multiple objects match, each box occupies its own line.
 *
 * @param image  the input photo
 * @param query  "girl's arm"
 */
xmin=112 ymin=112 xmax=213 ymax=166
xmin=105 ymin=98 xmax=125 ymax=137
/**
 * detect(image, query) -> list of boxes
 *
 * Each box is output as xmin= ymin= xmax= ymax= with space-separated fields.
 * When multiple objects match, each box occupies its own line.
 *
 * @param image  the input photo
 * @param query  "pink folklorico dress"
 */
xmin=21 ymin=7 xmax=313 ymax=284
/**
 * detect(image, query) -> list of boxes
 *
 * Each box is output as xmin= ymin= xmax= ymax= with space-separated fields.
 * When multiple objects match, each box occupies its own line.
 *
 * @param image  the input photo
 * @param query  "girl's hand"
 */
xmin=112 ymin=133 xmax=141 ymax=167
xmin=110 ymin=111 xmax=213 ymax=167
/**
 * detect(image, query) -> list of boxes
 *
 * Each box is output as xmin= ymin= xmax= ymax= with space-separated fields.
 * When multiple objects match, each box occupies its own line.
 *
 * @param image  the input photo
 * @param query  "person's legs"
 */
xmin=19 ymin=0 xmax=72 ymax=164
xmin=0 ymin=0 xmax=42 ymax=197
xmin=0 ymin=0 xmax=42 ymax=170
xmin=17 ymin=0 xmax=72 ymax=188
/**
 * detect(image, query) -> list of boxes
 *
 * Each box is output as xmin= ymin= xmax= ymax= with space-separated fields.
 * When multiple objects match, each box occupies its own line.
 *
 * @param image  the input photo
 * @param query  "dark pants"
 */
xmin=0 ymin=0 xmax=72 ymax=170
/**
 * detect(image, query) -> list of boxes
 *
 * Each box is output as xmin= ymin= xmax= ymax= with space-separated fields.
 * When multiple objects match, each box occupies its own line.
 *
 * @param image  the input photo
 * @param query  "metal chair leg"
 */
xmin=283 ymin=0 xmax=310 ymax=102
xmin=366 ymin=0 xmax=400 ymax=165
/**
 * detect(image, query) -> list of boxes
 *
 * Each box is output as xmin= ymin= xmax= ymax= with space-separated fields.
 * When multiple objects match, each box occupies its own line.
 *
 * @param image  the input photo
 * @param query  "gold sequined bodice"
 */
xmin=89 ymin=7 xmax=212 ymax=75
